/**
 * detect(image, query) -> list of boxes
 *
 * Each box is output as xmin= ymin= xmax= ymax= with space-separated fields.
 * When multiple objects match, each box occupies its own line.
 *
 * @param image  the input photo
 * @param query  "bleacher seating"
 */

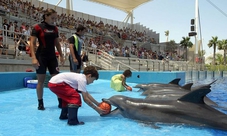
xmin=0 ymin=0 xmax=201 ymax=72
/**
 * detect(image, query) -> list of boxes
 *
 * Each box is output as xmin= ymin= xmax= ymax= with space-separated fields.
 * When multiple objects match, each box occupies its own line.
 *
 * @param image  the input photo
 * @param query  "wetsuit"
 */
xmin=31 ymin=22 xmax=59 ymax=74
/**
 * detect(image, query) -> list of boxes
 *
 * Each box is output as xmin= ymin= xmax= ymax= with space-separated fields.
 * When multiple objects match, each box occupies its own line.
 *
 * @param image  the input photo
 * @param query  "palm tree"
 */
xmin=208 ymin=36 xmax=218 ymax=65
xmin=180 ymin=37 xmax=193 ymax=61
xmin=217 ymin=39 xmax=227 ymax=65
xmin=207 ymin=53 xmax=224 ymax=65
xmin=198 ymin=50 xmax=206 ymax=57
xmin=165 ymin=30 xmax=169 ymax=42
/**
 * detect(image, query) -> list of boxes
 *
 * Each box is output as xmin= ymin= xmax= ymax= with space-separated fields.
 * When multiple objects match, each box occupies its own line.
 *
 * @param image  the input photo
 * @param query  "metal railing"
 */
xmin=82 ymin=46 xmax=206 ymax=72
xmin=185 ymin=71 xmax=227 ymax=83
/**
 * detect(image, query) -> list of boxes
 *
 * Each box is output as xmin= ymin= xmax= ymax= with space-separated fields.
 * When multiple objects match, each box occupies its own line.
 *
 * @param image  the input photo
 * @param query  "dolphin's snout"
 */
xmin=102 ymin=98 xmax=117 ymax=108
xmin=102 ymin=98 xmax=111 ymax=104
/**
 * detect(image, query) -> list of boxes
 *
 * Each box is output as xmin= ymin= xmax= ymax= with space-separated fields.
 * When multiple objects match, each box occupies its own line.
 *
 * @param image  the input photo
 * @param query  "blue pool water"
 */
xmin=1 ymin=79 xmax=227 ymax=136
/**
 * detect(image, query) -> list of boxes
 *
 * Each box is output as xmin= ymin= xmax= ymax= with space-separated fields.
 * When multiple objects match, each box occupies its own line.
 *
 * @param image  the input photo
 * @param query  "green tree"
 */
xmin=217 ymin=39 xmax=227 ymax=65
xmin=165 ymin=30 xmax=169 ymax=42
xmin=198 ymin=50 xmax=206 ymax=57
xmin=180 ymin=37 xmax=193 ymax=61
xmin=208 ymin=36 xmax=218 ymax=65
xmin=207 ymin=53 xmax=224 ymax=65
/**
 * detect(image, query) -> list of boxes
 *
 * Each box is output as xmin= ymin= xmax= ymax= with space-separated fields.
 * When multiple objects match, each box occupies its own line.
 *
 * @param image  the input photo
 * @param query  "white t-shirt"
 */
xmin=49 ymin=72 xmax=87 ymax=92
xmin=91 ymin=42 xmax=97 ymax=48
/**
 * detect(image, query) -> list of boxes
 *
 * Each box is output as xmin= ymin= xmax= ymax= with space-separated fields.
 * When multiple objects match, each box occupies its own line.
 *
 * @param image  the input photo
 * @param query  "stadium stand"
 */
xmin=0 ymin=0 xmax=199 ymax=71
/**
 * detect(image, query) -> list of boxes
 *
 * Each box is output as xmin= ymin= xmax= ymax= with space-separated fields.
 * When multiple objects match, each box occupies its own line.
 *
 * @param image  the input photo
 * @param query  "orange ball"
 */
xmin=99 ymin=102 xmax=111 ymax=113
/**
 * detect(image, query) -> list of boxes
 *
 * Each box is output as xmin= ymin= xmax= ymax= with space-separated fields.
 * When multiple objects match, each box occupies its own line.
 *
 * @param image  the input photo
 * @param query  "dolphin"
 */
xmin=136 ymin=82 xmax=193 ymax=92
xmin=133 ymin=78 xmax=182 ymax=91
xmin=141 ymin=83 xmax=194 ymax=96
xmin=143 ymin=83 xmax=217 ymax=106
xmin=145 ymin=94 xmax=217 ymax=106
xmin=141 ymin=79 xmax=217 ymax=93
xmin=102 ymin=88 xmax=227 ymax=131
xmin=142 ymin=83 xmax=211 ymax=96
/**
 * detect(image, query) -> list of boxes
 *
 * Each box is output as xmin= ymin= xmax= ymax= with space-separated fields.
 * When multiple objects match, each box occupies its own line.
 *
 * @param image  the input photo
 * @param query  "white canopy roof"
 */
xmin=87 ymin=0 xmax=153 ymax=13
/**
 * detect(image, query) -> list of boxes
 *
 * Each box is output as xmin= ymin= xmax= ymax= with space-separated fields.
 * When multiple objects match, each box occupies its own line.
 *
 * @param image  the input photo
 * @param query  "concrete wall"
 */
xmin=99 ymin=70 xmax=185 ymax=85
xmin=0 ymin=72 xmax=36 ymax=91
xmin=0 ymin=71 xmax=185 ymax=92
xmin=0 ymin=59 xmax=70 ymax=72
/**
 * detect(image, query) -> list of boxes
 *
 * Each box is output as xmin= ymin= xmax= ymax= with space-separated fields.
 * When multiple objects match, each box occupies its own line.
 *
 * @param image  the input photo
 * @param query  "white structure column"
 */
xmin=195 ymin=0 xmax=199 ymax=55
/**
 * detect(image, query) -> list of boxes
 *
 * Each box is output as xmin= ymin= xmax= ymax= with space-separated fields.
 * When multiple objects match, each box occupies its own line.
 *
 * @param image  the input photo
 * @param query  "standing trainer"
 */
xmin=30 ymin=8 xmax=64 ymax=110
xmin=68 ymin=25 xmax=86 ymax=73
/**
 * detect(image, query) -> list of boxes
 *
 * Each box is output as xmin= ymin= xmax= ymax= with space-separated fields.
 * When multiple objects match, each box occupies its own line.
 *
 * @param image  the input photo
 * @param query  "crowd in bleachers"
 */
xmin=0 ymin=0 xmax=183 ymax=61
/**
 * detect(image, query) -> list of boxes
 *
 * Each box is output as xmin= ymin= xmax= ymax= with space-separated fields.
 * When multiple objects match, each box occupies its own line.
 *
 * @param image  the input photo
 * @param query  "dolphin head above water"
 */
xmin=102 ymin=88 xmax=227 ymax=131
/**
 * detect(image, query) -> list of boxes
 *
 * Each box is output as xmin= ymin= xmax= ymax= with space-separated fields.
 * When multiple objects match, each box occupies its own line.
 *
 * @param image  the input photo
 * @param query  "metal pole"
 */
xmin=205 ymin=71 xmax=207 ymax=79
xmin=146 ymin=60 xmax=148 ymax=71
xmin=194 ymin=0 xmax=199 ymax=63
xmin=138 ymin=59 xmax=140 ymax=71
xmin=95 ymin=49 xmax=97 ymax=63
xmin=220 ymin=71 xmax=223 ymax=78
xmin=197 ymin=71 xmax=200 ymax=80
xmin=128 ymin=58 xmax=130 ymax=65
xmin=163 ymin=62 xmax=165 ymax=71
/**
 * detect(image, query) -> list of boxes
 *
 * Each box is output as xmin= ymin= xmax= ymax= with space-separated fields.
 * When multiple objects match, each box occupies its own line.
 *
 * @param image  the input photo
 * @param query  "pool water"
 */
xmin=1 ymin=79 xmax=227 ymax=136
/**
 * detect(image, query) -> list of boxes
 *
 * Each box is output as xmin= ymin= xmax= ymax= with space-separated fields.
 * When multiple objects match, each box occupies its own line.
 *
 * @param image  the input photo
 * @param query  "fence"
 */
xmin=185 ymin=71 xmax=227 ymax=83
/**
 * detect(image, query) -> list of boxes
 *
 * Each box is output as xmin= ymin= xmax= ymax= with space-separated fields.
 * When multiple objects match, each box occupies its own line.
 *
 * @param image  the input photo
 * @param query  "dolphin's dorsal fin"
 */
xmin=207 ymin=79 xmax=217 ymax=86
xmin=178 ymin=88 xmax=211 ymax=104
xmin=169 ymin=78 xmax=181 ymax=85
xmin=191 ymin=79 xmax=217 ymax=91
xmin=181 ymin=83 xmax=193 ymax=90
xmin=191 ymin=85 xmax=211 ymax=91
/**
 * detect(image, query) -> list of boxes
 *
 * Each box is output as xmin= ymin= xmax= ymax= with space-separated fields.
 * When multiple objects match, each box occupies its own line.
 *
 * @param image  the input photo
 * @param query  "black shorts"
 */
xmin=36 ymin=55 xmax=59 ymax=74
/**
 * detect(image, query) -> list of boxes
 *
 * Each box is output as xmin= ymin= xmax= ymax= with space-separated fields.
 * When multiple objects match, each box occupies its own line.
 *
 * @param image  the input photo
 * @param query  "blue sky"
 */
xmin=44 ymin=0 xmax=227 ymax=57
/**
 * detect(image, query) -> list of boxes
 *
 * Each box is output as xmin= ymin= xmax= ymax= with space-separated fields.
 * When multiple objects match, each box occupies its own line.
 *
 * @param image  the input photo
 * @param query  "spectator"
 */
xmin=8 ymin=21 xmax=14 ymax=38
xmin=0 ymin=40 xmax=4 ymax=56
xmin=23 ymin=25 xmax=31 ymax=39
xmin=81 ymin=51 xmax=89 ymax=68
xmin=26 ymin=37 xmax=31 ymax=57
xmin=2 ymin=19 xmax=9 ymax=36
xmin=16 ymin=35 xmax=28 ymax=57
xmin=0 ymin=30 xmax=3 ymax=41
xmin=21 ymin=22 xmax=26 ymax=31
